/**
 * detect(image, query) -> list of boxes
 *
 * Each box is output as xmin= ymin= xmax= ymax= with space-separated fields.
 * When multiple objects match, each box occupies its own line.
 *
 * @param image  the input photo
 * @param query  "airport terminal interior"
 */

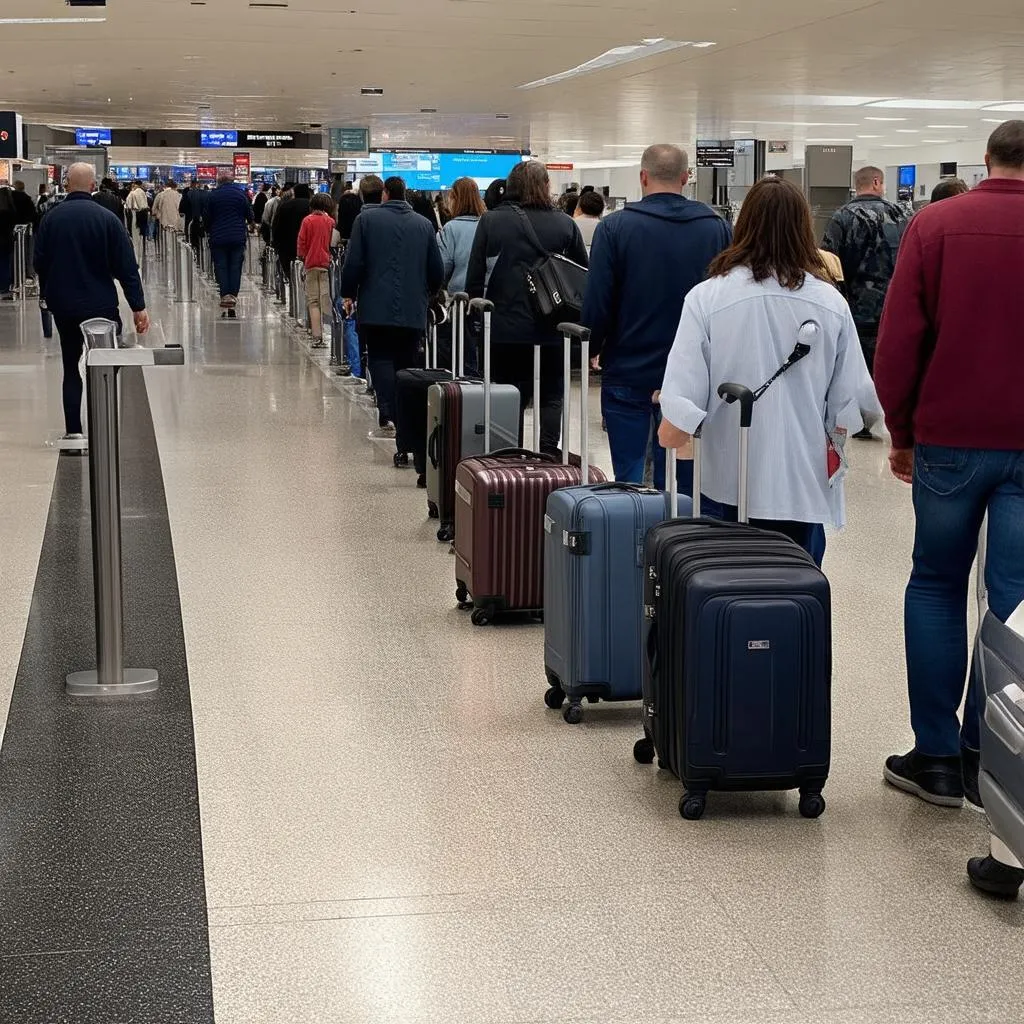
xmin=1 ymin=1 xmax=1023 ymax=1022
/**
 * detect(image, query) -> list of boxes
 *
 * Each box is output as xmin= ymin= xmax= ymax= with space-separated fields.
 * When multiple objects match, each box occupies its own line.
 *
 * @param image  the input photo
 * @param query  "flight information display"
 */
xmin=76 ymin=127 xmax=111 ymax=146
xmin=351 ymin=150 xmax=522 ymax=190
xmin=199 ymin=130 xmax=238 ymax=148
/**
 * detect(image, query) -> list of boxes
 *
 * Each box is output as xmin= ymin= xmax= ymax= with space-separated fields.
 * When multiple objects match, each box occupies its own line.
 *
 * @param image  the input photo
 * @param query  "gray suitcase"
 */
xmin=426 ymin=292 xmax=520 ymax=542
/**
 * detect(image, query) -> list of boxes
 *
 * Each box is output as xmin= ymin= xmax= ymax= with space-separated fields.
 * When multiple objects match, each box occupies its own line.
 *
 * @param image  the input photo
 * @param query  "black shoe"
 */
xmin=416 ymin=473 xmax=426 ymax=488
xmin=393 ymin=452 xmax=409 ymax=468
xmin=883 ymin=748 xmax=964 ymax=808
xmin=853 ymin=428 xmax=875 ymax=440
xmin=962 ymin=745 xmax=984 ymax=812
xmin=968 ymin=855 xmax=1024 ymax=898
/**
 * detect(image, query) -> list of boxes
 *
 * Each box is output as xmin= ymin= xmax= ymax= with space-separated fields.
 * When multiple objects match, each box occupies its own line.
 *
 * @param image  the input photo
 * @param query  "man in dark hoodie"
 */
xmin=272 ymin=182 xmax=312 ymax=272
xmin=581 ymin=144 xmax=731 ymax=491
xmin=93 ymin=178 xmax=127 ymax=229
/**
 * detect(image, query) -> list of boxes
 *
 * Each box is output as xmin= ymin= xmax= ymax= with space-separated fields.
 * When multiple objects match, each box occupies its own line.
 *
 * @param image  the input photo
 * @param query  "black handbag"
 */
xmin=511 ymin=205 xmax=587 ymax=324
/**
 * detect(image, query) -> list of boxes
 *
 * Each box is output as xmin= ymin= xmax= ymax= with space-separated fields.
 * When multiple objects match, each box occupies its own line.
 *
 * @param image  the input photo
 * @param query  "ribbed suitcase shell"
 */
xmin=454 ymin=453 xmax=604 ymax=615
xmin=642 ymin=518 xmax=831 ymax=809
xmin=543 ymin=485 xmax=676 ymax=709
xmin=978 ymin=610 xmax=1024 ymax=863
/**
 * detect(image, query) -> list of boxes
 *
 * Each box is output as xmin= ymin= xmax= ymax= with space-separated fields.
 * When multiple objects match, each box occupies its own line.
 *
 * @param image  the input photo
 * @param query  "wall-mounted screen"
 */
xmin=349 ymin=150 xmax=522 ymax=191
xmin=898 ymin=165 xmax=916 ymax=188
xmin=76 ymin=127 xmax=112 ymax=147
xmin=199 ymin=130 xmax=238 ymax=148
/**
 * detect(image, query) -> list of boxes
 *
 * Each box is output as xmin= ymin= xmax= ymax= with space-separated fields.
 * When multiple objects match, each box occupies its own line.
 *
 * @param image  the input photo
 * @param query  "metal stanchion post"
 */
xmin=13 ymin=225 xmax=28 ymax=306
xmin=171 ymin=231 xmax=183 ymax=297
xmin=66 ymin=321 xmax=185 ymax=697
xmin=179 ymin=238 xmax=194 ymax=302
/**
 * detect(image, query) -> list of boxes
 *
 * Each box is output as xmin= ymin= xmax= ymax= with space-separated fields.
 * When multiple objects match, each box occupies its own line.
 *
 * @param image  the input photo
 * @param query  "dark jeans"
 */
xmin=601 ymin=382 xmax=693 ymax=493
xmin=211 ymin=243 xmax=245 ymax=298
xmin=906 ymin=444 xmax=1024 ymax=757
xmin=490 ymin=343 xmax=563 ymax=455
xmin=699 ymin=495 xmax=825 ymax=568
xmin=361 ymin=324 xmax=421 ymax=428
xmin=53 ymin=311 xmax=122 ymax=434
xmin=0 ymin=249 xmax=11 ymax=294
xmin=858 ymin=327 xmax=878 ymax=377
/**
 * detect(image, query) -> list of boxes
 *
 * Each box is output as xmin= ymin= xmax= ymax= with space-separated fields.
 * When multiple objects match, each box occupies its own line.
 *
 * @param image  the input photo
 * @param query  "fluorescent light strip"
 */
xmin=0 ymin=16 xmax=106 ymax=23
xmin=866 ymin=98 xmax=985 ymax=110
xmin=864 ymin=116 xmax=907 ymax=122
xmin=983 ymin=102 xmax=1024 ymax=112
xmin=926 ymin=124 xmax=968 ymax=129
xmin=519 ymin=39 xmax=700 ymax=90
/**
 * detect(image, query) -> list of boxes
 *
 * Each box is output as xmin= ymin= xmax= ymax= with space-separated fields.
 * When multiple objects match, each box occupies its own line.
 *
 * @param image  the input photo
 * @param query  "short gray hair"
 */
xmin=854 ymin=166 xmax=884 ymax=190
xmin=66 ymin=162 xmax=98 ymax=192
xmin=641 ymin=144 xmax=689 ymax=182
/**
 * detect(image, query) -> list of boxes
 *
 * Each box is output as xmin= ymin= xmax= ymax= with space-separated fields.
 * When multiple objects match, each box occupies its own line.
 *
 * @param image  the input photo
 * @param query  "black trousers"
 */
xmin=490 ymin=343 xmax=564 ymax=455
xmin=360 ymin=324 xmax=422 ymax=428
xmin=53 ymin=310 xmax=121 ymax=434
xmin=859 ymin=327 xmax=878 ymax=377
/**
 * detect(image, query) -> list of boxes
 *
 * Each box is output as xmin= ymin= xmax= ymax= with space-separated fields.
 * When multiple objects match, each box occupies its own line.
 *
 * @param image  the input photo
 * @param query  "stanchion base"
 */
xmin=56 ymin=436 xmax=89 ymax=453
xmin=66 ymin=668 xmax=160 ymax=696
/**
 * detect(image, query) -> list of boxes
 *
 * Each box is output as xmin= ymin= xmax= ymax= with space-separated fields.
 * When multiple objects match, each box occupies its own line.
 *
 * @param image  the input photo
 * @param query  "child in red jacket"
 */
xmin=296 ymin=193 xmax=339 ymax=348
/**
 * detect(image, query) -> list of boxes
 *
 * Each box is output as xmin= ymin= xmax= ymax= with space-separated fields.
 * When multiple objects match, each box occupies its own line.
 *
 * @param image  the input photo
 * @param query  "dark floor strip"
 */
xmin=0 ymin=368 xmax=214 ymax=1024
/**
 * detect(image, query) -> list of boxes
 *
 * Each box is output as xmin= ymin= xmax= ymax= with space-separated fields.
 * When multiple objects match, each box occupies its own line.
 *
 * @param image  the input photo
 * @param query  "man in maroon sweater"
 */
xmin=875 ymin=120 xmax=1024 ymax=895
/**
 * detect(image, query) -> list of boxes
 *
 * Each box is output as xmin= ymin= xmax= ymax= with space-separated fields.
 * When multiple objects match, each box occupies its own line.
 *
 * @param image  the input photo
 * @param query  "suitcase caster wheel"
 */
xmin=470 ymin=608 xmax=492 ymax=626
xmin=563 ymin=703 xmax=583 ymax=725
xmin=633 ymin=737 xmax=655 ymax=765
xmin=799 ymin=792 xmax=826 ymax=819
xmin=544 ymin=686 xmax=565 ymax=710
xmin=438 ymin=524 xmax=454 ymax=543
xmin=679 ymin=793 xmax=706 ymax=820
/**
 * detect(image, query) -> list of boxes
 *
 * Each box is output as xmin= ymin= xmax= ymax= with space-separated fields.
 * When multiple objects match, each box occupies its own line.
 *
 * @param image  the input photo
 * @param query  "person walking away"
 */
xmin=271 ymin=183 xmax=313 ymax=278
xmin=10 ymin=180 xmax=37 ymax=285
xmin=434 ymin=193 xmax=451 ymax=227
xmin=152 ymin=180 xmax=182 ymax=241
xmin=821 ymin=165 xmax=909 ymax=438
xmin=203 ymin=173 xmax=254 ymax=309
xmin=930 ymin=177 xmax=970 ymax=203
xmin=253 ymin=182 xmax=270 ymax=225
xmin=465 ymin=160 xmax=588 ymax=455
xmin=36 ymin=183 xmax=50 ymax=214
xmin=32 ymin=162 xmax=149 ymax=442
xmin=573 ymin=189 xmax=605 ymax=252
xmin=0 ymin=186 xmax=15 ymax=300
xmin=483 ymin=178 xmax=506 ymax=212
xmin=873 ymin=121 xmax=1024 ymax=897
xmin=341 ymin=175 xmax=443 ymax=445
xmin=93 ymin=177 xmax=127 ymax=229
xmin=260 ymin=184 xmax=280 ymax=246
xmin=656 ymin=175 xmax=880 ymax=566
xmin=297 ymin=192 xmax=340 ymax=350
xmin=124 ymin=180 xmax=150 ymax=253
xmin=336 ymin=183 xmax=362 ymax=243
xmin=437 ymin=176 xmax=484 ymax=371
xmin=581 ymin=144 xmax=731 ymax=491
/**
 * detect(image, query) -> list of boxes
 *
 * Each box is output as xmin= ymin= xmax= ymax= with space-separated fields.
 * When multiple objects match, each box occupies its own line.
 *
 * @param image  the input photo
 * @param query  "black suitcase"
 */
xmin=395 ymin=318 xmax=452 ymax=475
xmin=635 ymin=382 xmax=832 ymax=821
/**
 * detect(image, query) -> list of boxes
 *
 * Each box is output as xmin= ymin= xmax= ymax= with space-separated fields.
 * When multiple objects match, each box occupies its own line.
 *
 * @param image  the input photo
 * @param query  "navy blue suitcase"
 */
xmin=634 ymin=384 xmax=832 ymax=820
xmin=543 ymin=482 xmax=683 ymax=723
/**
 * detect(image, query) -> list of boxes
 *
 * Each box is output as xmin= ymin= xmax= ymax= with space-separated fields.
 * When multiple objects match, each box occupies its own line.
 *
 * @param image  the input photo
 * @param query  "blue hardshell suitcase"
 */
xmin=543 ymin=483 xmax=687 ymax=723
xmin=634 ymin=383 xmax=832 ymax=820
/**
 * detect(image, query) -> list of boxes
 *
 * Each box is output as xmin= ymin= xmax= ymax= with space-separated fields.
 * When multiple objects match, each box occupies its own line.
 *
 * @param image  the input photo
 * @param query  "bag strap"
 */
xmin=751 ymin=342 xmax=811 ymax=401
xmin=511 ymin=204 xmax=550 ymax=261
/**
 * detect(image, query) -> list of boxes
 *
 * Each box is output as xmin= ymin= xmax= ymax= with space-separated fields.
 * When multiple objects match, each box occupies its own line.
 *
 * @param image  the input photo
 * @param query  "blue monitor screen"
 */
xmin=439 ymin=151 xmax=521 ymax=189
xmin=200 ymin=130 xmax=238 ymax=148
xmin=357 ymin=150 xmax=521 ymax=191
xmin=898 ymin=165 xmax=916 ymax=188
xmin=76 ymin=127 xmax=111 ymax=146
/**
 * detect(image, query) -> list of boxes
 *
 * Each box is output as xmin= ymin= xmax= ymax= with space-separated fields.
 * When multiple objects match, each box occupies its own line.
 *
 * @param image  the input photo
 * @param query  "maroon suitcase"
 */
xmin=454 ymin=304 xmax=604 ymax=625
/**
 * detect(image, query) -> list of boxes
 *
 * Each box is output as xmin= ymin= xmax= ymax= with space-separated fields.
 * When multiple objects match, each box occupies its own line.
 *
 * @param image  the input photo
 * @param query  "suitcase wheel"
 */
xmin=798 ymin=791 xmax=826 ymax=819
xmin=563 ymin=702 xmax=583 ymax=725
xmin=470 ymin=604 xmax=495 ymax=626
xmin=632 ymin=736 xmax=655 ymax=765
xmin=679 ymin=792 xmax=707 ymax=821
xmin=543 ymin=685 xmax=565 ymax=711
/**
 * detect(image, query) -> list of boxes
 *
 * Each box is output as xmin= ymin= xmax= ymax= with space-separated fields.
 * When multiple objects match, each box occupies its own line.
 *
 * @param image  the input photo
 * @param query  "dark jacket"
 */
xmin=821 ymin=193 xmax=909 ymax=332
xmin=203 ymin=183 xmax=253 ymax=247
xmin=253 ymin=190 xmax=269 ymax=223
xmin=11 ymin=188 xmax=37 ymax=228
xmin=0 ymin=193 xmax=14 ymax=254
xmin=336 ymin=192 xmax=363 ymax=241
xmin=465 ymin=203 xmax=588 ymax=346
xmin=272 ymin=196 xmax=311 ymax=266
xmin=875 ymin=178 xmax=1024 ymax=451
xmin=340 ymin=200 xmax=444 ymax=330
xmin=93 ymin=187 xmax=127 ymax=229
xmin=33 ymin=191 xmax=145 ymax=317
xmin=580 ymin=193 xmax=731 ymax=391
xmin=180 ymin=186 xmax=207 ymax=230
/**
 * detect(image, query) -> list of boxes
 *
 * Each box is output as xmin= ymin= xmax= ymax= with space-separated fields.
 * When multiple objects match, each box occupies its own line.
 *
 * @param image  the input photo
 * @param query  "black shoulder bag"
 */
xmin=511 ymin=205 xmax=588 ymax=324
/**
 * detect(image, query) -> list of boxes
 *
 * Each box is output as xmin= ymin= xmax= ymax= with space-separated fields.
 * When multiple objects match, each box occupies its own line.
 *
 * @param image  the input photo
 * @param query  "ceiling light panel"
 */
xmin=519 ymin=39 xmax=702 ymax=90
xmin=982 ymin=103 xmax=1024 ymax=112
xmin=866 ymin=98 xmax=986 ymax=110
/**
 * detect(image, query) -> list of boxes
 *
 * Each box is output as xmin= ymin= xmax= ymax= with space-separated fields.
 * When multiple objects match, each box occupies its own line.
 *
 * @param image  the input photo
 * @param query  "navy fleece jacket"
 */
xmin=580 ymin=193 xmax=731 ymax=392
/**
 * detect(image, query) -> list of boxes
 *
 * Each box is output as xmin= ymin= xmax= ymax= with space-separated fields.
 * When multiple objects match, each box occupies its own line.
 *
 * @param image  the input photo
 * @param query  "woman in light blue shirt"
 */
xmin=658 ymin=176 xmax=880 ymax=565
xmin=437 ymin=176 xmax=484 ymax=294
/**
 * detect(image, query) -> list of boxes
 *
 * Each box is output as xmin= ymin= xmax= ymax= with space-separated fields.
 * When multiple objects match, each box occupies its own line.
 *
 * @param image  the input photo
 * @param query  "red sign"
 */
xmin=195 ymin=164 xmax=218 ymax=182
xmin=233 ymin=151 xmax=251 ymax=183
xmin=545 ymin=162 xmax=574 ymax=171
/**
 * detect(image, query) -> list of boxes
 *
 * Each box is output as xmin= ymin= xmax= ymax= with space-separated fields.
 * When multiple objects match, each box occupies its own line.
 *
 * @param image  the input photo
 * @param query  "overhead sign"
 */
xmin=241 ymin=131 xmax=297 ymax=149
xmin=0 ymin=112 xmax=23 ymax=160
xmin=199 ymin=130 xmax=238 ymax=148
xmin=767 ymin=140 xmax=789 ymax=154
xmin=696 ymin=140 xmax=735 ymax=168
xmin=545 ymin=162 xmax=574 ymax=171
xmin=329 ymin=127 xmax=370 ymax=158
xmin=233 ymin=152 xmax=251 ymax=183
xmin=76 ymin=127 xmax=112 ymax=147
xmin=195 ymin=163 xmax=219 ymax=182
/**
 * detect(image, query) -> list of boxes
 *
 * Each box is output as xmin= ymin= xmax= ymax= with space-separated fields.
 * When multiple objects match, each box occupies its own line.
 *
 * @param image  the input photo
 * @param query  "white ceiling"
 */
xmin=2 ymin=0 xmax=1023 ymax=161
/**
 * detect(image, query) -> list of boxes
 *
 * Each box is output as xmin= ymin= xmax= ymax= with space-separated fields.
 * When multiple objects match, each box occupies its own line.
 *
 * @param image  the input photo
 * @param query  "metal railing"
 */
xmin=13 ymin=224 xmax=32 ymax=306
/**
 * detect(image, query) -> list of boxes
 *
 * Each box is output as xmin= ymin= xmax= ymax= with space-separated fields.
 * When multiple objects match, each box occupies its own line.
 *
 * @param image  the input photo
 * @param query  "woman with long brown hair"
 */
xmin=437 ymin=176 xmax=485 ymax=294
xmin=657 ymin=175 xmax=880 ymax=563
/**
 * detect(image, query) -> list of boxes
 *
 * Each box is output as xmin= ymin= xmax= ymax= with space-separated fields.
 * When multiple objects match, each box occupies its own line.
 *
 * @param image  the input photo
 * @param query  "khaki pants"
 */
xmin=304 ymin=266 xmax=331 ymax=341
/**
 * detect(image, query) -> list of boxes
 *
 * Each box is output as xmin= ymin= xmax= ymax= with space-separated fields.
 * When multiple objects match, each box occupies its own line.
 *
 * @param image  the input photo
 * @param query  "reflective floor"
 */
xmin=0 ymin=255 xmax=1017 ymax=1024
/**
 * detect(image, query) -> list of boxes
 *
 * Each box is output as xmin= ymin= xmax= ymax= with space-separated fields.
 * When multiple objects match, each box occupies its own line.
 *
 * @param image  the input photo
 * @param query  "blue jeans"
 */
xmin=906 ymin=445 xmax=1024 ymax=756
xmin=342 ymin=314 xmax=362 ymax=378
xmin=698 ymin=495 xmax=825 ymax=568
xmin=211 ymin=243 xmax=245 ymax=298
xmin=601 ymin=383 xmax=693 ymax=493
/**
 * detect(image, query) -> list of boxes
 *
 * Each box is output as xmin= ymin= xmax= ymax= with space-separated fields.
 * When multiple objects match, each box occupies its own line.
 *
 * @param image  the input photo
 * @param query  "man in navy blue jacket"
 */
xmin=203 ymin=174 xmax=254 ymax=308
xmin=34 ymin=162 xmax=148 ymax=441
xmin=580 ymin=145 xmax=731 ymax=491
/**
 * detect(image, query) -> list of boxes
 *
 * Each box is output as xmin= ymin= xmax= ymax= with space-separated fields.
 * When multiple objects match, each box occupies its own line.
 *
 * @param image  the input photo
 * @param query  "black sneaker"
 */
xmin=393 ymin=452 xmax=409 ymax=468
xmin=968 ymin=855 xmax=1024 ymax=899
xmin=883 ymin=748 xmax=964 ymax=808
xmin=962 ymin=745 xmax=984 ymax=812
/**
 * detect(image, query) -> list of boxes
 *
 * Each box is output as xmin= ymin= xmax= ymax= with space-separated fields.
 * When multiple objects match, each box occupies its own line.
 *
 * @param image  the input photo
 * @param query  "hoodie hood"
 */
xmin=624 ymin=192 xmax=722 ymax=224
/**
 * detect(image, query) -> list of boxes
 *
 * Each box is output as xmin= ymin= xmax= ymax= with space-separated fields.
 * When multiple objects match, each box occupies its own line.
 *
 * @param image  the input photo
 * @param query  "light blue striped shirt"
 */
xmin=660 ymin=267 xmax=881 ymax=527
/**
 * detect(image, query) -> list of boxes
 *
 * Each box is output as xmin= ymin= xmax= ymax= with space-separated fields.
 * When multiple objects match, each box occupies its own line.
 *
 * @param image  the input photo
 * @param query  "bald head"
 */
xmin=67 ymin=162 xmax=97 ymax=194
xmin=640 ymin=144 xmax=689 ymax=195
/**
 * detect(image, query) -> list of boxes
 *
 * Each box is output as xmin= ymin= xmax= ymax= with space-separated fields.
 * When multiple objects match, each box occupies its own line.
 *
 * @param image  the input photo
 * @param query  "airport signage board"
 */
xmin=195 ymin=163 xmax=219 ymax=182
xmin=241 ymin=132 xmax=297 ymax=149
xmin=0 ymin=112 xmax=23 ymax=160
xmin=329 ymin=127 xmax=370 ymax=158
xmin=767 ymin=140 xmax=789 ymax=154
xmin=545 ymin=162 xmax=574 ymax=171
xmin=76 ymin=127 xmax=112 ymax=147
xmin=199 ymin=130 xmax=238 ymax=148
xmin=696 ymin=140 xmax=735 ymax=168
xmin=233 ymin=152 xmax=251 ymax=183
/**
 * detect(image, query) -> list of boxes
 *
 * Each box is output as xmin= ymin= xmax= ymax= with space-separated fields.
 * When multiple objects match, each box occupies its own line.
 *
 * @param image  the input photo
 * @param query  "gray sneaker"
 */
xmin=368 ymin=423 xmax=397 ymax=440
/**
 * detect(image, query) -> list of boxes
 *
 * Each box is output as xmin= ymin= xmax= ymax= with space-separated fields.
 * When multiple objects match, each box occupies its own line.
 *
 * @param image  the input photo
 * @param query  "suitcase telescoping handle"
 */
xmin=557 ymin=322 xmax=592 ymax=482
xmin=469 ymin=297 xmax=495 ymax=451
xmin=451 ymin=291 xmax=469 ymax=378
xmin=425 ymin=309 xmax=437 ymax=370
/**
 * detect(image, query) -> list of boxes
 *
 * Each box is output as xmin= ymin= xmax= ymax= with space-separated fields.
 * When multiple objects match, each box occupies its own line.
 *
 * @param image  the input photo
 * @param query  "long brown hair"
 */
xmin=709 ymin=176 xmax=829 ymax=290
xmin=506 ymin=160 xmax=553 ymax=209
xmin=447 ymin=176 xmax=485 ymax=218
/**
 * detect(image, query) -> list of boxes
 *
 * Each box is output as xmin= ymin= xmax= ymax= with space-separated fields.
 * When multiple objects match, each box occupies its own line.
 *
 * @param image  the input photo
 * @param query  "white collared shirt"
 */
xmin=660 ymin=266 xmax=881 ymax=527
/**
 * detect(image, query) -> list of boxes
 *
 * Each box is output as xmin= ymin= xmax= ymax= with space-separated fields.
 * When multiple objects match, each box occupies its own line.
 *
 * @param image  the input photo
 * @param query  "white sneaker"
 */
xmin=62 ymin=432 xmax=85 ymax=441
xmin=368 ymin=423 xmax=397 ymax=440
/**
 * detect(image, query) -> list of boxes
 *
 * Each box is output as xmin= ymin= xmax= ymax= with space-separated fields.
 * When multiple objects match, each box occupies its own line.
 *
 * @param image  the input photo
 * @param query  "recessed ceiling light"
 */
xmin=856 ymin=134 xmax=883 ymax=139
xmin=360 ymin=87 xmax=383 ymax=95
xmin=864 ymin=116 xmax=907 ymax=122
xmin=0 ymin=16 xmax=106 ymax=23
xmin=895 ymin=129 xmax=920 ymax=133
xmin=926 ymin=124 xmax=968 ymax=129
xmin=921 ymin=140 xmax=951 ymax=144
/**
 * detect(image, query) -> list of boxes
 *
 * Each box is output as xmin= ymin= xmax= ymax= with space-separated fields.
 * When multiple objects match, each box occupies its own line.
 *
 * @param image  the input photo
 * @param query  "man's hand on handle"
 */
xmin=133 ymin=310 xmax=150 ymax=335
xmin=889 ymin=447 xmax=914 ymax=484
xmin=657 ymin=417 xmax=694 ymax=460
